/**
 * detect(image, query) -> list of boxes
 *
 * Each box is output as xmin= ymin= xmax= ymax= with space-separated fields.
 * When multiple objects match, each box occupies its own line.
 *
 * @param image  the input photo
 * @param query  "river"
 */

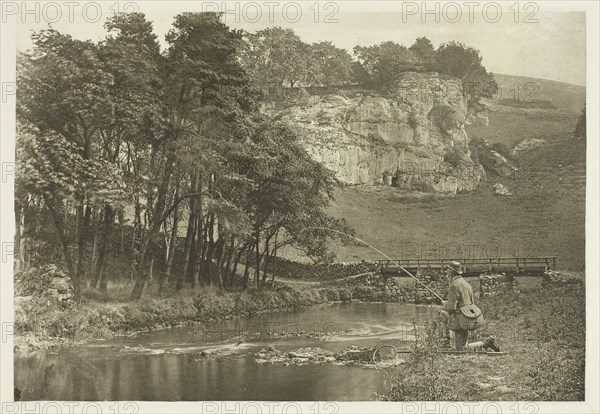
xmin=15 ymin=302 xmax=437 ymax=401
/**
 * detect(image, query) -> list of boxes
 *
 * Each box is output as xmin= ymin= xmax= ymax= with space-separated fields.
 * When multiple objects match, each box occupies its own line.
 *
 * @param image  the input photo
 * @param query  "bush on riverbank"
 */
xmin=377 ymin=283 xmax=585 ymax=401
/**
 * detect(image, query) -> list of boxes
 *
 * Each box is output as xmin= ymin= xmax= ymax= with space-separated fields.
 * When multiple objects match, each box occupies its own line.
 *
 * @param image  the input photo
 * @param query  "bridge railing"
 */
xmin=376 ymin=256 xmax=558 ymax=275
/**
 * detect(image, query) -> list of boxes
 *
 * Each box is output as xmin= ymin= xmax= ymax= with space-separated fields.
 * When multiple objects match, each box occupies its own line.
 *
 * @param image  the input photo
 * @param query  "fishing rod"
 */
xmin=300 ymin=227 xmax=445 ymax=303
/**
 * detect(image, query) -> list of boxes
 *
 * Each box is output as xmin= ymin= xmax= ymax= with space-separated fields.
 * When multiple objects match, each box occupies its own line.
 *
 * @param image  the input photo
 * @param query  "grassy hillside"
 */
xmin=323 ymin=76 xmax=585 ymax=271
xmin=466 ymin=107 xmax=578 ymax=148
xmin=492 ymin=73 xmax=585 ymax=112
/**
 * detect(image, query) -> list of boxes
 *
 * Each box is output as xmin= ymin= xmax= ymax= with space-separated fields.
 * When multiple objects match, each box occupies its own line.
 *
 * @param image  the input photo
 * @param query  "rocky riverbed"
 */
xmin=254 ymin=345 xmax=405 ymax=367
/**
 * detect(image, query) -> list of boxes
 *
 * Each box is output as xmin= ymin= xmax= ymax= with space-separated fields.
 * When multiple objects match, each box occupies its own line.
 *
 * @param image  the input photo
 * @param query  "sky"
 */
xmin=14 ymin=1 xmax=587 ymax=85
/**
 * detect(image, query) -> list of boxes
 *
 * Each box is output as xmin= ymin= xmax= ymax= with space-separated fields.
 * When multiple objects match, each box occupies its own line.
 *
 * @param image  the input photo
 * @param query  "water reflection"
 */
xmin=15 ymin=302 xmax=436 ymax=401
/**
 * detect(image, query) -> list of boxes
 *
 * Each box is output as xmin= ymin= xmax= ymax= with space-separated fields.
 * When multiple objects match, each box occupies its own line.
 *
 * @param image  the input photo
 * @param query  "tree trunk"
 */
xmin=200 ymin=214 xmax=209 ymax=284
xmin=91 ymin=205 xmax=114 ymax=289
xmin=178 ymin=172 xmax=197 ymax=289
xmin=192 ymin=178 xmax=203 ymax=288
xmin=90 ymin=226 xmax=99 ymax=288
xmin=75 ymin=204 xmax=92 ymax=285
xmin=160 ymin=195 xmax=179 ymax=293
xmin=270 ymin=231 xmax=280 ymax=287
xmin=148 ymin=258 xmax=154 ymax=282
xmin=223 ymin=238 xmax=235 ymax=288
xmin=216 ymin=237 xmax=226 ymax=290
xmin=205 ymin=213 xmax=216 ymax=285
xmin=46 ymin=198 xmax=79 ymax=297
xmin=192 ymin=215 xmax=203 ymax=287
xmin=187 ymin=213 xmax=198 ymax=282
xmin=261 ymin=238 xmax=270 ymax=288
xmin=133 ymin=196 xmax=141 ymax=252
xmin=254 ymin=231 xmax=260 ymax=288
xmin=130 ymin=157 xmax=175 ymax=300
xmin=230 ymin=242 xmax=248 ymax=289
xmin=178 ymin=214 xmax=195 ymax=289
xmin=242 ymin=245 xmax=252 ymax=289
xmin=118 ymin=207 xmax=125 ymax=253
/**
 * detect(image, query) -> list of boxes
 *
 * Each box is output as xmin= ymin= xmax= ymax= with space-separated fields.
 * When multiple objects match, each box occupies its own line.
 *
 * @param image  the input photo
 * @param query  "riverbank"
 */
xmin=377 ymin=280 xmax=585 ymax=401
xmin=15 ymin=274 xmax=585 ymax=401
xmin=14 ymin=283 xmax=362 ymax=351
xmin=15 ymin=270 xmax=582 ymax=352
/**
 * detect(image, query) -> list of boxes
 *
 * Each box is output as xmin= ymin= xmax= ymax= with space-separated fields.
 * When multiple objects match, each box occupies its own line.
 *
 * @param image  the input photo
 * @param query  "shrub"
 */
xmin=351 ymin=285 xmax=376 ymax=301
xmin=193 ymin=290 xmax=236 ymax=321
xmin=411 ymin=180 xmax=435 ymax=193
xmin=444 ymin=145 xmax=466 ymax=168
xmin=323 ymin=288 xmax=340 ymax=301
xmin=338 ymin=288 xmax=352 ymax=302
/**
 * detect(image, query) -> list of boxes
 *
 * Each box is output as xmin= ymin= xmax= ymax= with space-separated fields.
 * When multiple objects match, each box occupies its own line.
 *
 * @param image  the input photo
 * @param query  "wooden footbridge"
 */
xmin=377 ymin=256 xmax=557 ymax=277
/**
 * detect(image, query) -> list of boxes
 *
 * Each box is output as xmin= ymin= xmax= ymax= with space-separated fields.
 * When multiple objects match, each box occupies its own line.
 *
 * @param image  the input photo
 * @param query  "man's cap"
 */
xmin=446 ymin=260 xmax=464 ymax=274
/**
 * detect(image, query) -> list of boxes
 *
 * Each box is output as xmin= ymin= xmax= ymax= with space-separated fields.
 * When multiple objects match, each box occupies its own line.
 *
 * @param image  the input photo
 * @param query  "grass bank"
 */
xmin=377 ymin=281 xmax=585 ymax=401
xmin=14 ymin=283 xmax=358 ymax=348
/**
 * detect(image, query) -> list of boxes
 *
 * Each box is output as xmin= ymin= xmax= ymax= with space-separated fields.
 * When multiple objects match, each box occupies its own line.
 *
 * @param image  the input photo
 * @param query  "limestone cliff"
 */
xmin=263 ymin=72 xmax=485 ymax=195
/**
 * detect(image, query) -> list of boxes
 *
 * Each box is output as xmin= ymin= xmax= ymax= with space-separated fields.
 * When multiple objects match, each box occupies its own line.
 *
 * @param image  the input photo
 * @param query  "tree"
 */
xmin=409 ymin=37 xmax=436 ymax=71
xmin=92 ymin=12 xmax=164 ymax=293
xmin=17 ymin=29 xmax=120 ymax=296
xmin=16 ymin=12 xmax=356 ymax=300
xmin=307 ymin=41 xmax=353 ymax=87
xmin=15 ymin=122 xmax=125 ymax=296
xmin=231 ymin=118 xmax=353 ymax=288
xmin=239 ymin=27 xmax=309 ymax=89
xmin=353 ymin=42 xmax=422 ymax=90
xmin=128 ymin=11 xmax=257 ymax=298
xmin=436 ymin=41 xmax=498 ymax=101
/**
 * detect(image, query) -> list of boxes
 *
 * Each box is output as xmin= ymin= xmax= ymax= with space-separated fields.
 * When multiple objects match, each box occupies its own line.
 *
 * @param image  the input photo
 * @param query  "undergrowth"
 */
xmin=377 ymin=283 xmax=585 ymax=401
xmin=15 ymin=284 xmax=340 ymax=343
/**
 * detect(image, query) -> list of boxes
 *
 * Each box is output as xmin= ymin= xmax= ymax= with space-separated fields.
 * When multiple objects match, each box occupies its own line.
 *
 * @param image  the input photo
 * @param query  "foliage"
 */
xmin=436 ymin=41 xmax=498 ymax=100
xmin=378 ymin=284 xmax=585 ymax=401
xmin=444 ymin=145 xmax=467 ymax=168
xmin=14 ymin=264 xmax=71 ymax=298
xmin=16 ymin=123 xmax=125 ymax=205
xmin=14 ymin=282 xmax=354 ymax=341
xmin=16 ymin=14 xmax=502 ymax=300
xmin=239 ymin=29 xmax=353 ymax=90
xmin=17 ymin=13 xmax=349 ymax=299
xmin=409 ymin=37 xmax=437 ymax=71
xmin=239 ymin=27 xmax=309 ymax=88
xmin=307 ymin=41 xmax=353 ymax=87
xmin=265 ymin=257 xmax=378 ymax=281
xmin=352 ymin=42 xmax=422 ymax=90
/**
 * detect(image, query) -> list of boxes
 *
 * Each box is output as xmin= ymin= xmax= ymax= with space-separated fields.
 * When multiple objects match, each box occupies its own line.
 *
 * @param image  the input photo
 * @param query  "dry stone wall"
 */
xmin=479 ymin=273 xmax=520 ymax=297
xmin=414 ymin=271 xmax=448 ymax=304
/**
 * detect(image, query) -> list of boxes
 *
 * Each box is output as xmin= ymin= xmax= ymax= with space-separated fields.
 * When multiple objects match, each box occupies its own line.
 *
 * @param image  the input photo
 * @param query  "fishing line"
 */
xmin=300 ymin=227 xmax=445 ymax=303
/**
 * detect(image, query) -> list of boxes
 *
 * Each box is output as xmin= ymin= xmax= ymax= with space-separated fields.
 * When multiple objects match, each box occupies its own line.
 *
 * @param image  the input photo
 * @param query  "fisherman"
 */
xmin=438 ymin=260 xmax=483 ymax=350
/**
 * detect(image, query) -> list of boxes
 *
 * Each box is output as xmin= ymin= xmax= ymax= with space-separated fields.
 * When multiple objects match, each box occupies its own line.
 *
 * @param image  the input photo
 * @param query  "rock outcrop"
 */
xmin=511 ymin=138 xmax=547 ymax=155
xmin=474 ymin=147 xmax=518 ymax=178
xmin=263 ymin=73 xmax=485 ymax=194
xmin=492 ymin=183 xmax=512 ymax=196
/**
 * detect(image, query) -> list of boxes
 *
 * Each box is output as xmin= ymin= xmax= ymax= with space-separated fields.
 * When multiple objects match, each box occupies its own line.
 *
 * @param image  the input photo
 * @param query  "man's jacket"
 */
xmin=443 ymin=275 xmax=474 ymax=313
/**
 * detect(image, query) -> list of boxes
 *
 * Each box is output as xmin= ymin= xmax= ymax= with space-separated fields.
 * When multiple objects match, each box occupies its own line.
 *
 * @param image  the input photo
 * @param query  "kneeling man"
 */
xmin=439 ymin=261 xmax=480 ymax=350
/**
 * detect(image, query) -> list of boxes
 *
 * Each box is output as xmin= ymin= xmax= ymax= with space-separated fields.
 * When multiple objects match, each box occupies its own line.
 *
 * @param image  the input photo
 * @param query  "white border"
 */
xmin=1 ymin=1 xmax=598 ymax=413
